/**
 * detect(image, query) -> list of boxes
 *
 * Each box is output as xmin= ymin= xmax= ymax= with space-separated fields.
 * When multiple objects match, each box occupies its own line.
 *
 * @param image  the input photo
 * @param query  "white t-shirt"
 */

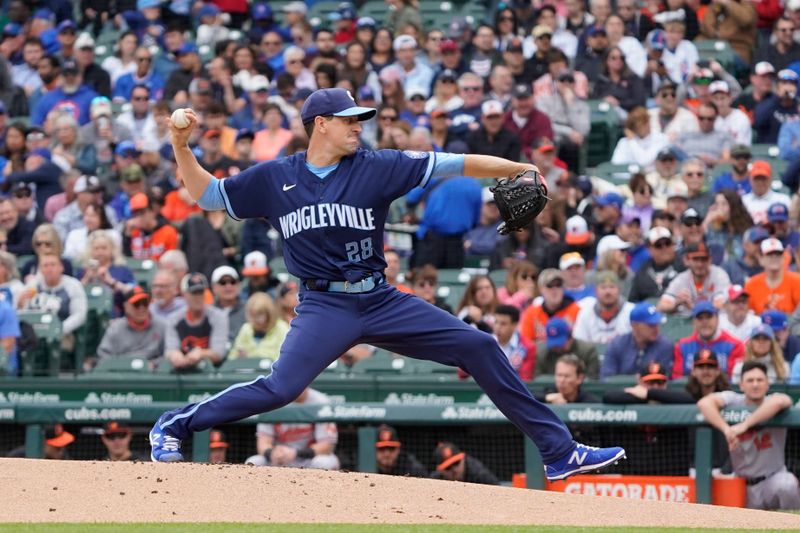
xmin=742 ymin=190 xmax=791 ymax=225
xmin=662 ymin=40 xmax=699 ymax=83
xmin=611 ymin=132 xmax=669 ymax=169
xmin=572 ymin=300 xmax=634 ymax=345
xmin=649 ymin=107 xmax=700 ymax=143
xmin=617 ymin=36 xmax=647 ymax=78
xmin=718 ymin=311 xmax=761 ymax=342
xmin=715 ymin=109 xmax=753 ymax=147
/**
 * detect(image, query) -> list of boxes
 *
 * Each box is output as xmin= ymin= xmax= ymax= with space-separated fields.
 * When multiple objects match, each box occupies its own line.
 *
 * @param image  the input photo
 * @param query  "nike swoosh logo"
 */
xmin=283 ymin=184 xmax=297 ymax=191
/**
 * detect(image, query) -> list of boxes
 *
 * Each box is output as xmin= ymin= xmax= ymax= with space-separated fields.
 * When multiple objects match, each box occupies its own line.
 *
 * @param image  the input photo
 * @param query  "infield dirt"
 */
xmin=1 ymin=458 xmax=799 ymax=529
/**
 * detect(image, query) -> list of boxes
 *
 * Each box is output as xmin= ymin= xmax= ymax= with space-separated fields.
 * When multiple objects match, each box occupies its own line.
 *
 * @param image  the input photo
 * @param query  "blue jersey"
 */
xmin=220 ymin=148 xmax=435 ymax=283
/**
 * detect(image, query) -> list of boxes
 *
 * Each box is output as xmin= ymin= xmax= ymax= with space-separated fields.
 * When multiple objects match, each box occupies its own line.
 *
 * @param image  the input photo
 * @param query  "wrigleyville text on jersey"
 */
xmin=277 ymin=203 xmax=376 ymax=239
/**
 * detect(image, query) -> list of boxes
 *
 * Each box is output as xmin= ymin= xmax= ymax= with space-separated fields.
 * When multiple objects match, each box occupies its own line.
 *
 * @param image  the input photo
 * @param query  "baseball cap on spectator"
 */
xmin=730 ymin=144 xmax=752 ymax=159
xmin=300 ymin=88 xmax=377 ymax=125
xmin=665 ymin=180 xmax=689 ymax=199
xmin=356 ymin=17 xmax=377 ymax=29
xmin=376 ymin=424 xmax=401 ymax=448
xmin=120 ymin=164 xmax=144 ymax=182
xmin=512 ymin=83 xmax=532 ymax=99
xmin=448 ymin=17 xmax=470 ymax=39
xmin=25 ymin=148 xmax=52 ymax=161
xmin=767 ymin=203 xmax=790 ymax=223
xmin=585 ymin=25 xmax=607 ymax=38
xmin=126 ymin=286 xmax=150 ymax=305
xmin=595 ymin=191 xmax=625 ymax=210
xmin=75 ymin=32 xmax=95 ymax=50
xmin=630 ymin=302 xmax=663 ymax=325
xmin=762 ymin=309 xmax=788 ymax=331
xmin=778 ymin=69 xmax=799 ymax=83
xmin=176 ymin=43 xmax=199 ymax=56
xmin=291 ymin=87 xmax=314 ymax=103
xmin=652 ymin=208 xmax=675 ymax=223
xmin=681 ymin=208 xmax=702 ymax=224
xmin=181 ymin=272 xmax=209 ymax=294
xmin=761 ymin=237 xmax=784 ymax=254
xmin=440 ymin=39 xmax=459 ymax=54
xmin=538 ymin=268 xmax=563 ymax=288
xmin=505 ymin=37 xmax=524 ymax=52
xmin=3 ymin=23 xmax=22 ymax=37
xmin=129 ymin=192 xmax=149 ymax=211
xmin=546 ymin=317 xmax=572 ymax=349
xmin=198 ymin=3 xmax=221 ymax=18
xmin=211 ymin=265 xmax=240 ymax=285
xmin=45 ymin=424 xmax=74 ymax=447
xmin=691 ymin=300 xmax=717 ymax=318
xmin=559 ymin=252 xmax=585 ymax=270
xmin=727 ymin=284 xmax=748 ymax=301
xmin=203 ymin=129 xmax=222 ymax=140
xmin=12 ymin=182 xmax=32 ymax=197
xmin=750 ymin=160 xmax=772 ymax=179
xmin=337 ymin=3 xmax=357 ymax=20
xmin=209 ymin=430 xmax=229 ymax=449
xmin=620 ymin=212 xmax=641 ymax=226
xmin=685 ymin=242 xmax=710 ymax=259
xmin=242 ymin=251 xmax=269 ymax=276
xmin=34 ymin=8 xmax=55 ymax=21
xmin=646 ymin=29 xmax=667 ymax=50
xmin=754 ymin=62 xmax=776 ymax=76
xmin=405 ymin=86 xmax=429 ymax=100
xmin=357 ymin=86 xmax=376 ymax=101
xmin=90 ymin=96 xmax=112 ymax=119
xmin=647 ymin=226 xmax=672 ymax=244
xmin=62 ymin=59 xmax=79 ymax=74
xmin=565 ymin=215 xmax=590 ymax=245
xmin=278 ymin=281 xmax=298 ymax=298
xmin=247 ymin=75 xmax=270 ymax=93
xmin=236 ymin=128 xmax=255 ymax=142
xmin=251 ymin=3 xmax=273 ymax=20
xmin=656 ymin=147 xmax=677 ymax=161
xmin=595 ymin=270 xmax=620 ymax=286
xmin=434 ymin=442 xmax=465 ymax=471
xmin=393 ymin=35 xmax=417 ymax=51
xmin=693 ymin=349 xmax=719 ymax=368
xmin=138 ymin=0 xmax=161 ymax=8
xmin=481 ymin=100 xmax=504 ymax=116
xmin=535 ymin=138 xmax=556 ymax=154
xmin=709 ymin=80 xmax=729 ymax=94
xmin=751 ymin=324 xmax=775 ymax=340
xmin=640 ymin=361 xmax=668 ymax=383
xmin=745 ymin=226 xmax=770 ymax=243
xmin=103 ymin=421 xmax=132 ymax=438
xmin=57 ymin=20 xmax=76 ymax=33
xmin=189 ymin=78 xmax=213 ymax=95
xmin=39 ymin=29 xmax=60 ymax=55
xmin=430 ymin=108 xmax=448 ymax=119
xmin=74 ymin=175 xmax=102 ymax=194
xmin=115 ymin=140 xmax=140 ymax=158
xmin=789 ymin=0 xmax=800 ymax=11
xmin=532 ymin=25 xmax=552 ymax=38
xmin=596 ymin=235 xmax=631 ymax=258
xmin=693 ymin=68 xmax=714 ymax=84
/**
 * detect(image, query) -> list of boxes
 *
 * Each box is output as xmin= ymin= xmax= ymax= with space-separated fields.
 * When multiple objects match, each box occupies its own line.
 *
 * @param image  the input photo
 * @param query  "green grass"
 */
xmin=0 ymin=525 xmax=786 ymax=533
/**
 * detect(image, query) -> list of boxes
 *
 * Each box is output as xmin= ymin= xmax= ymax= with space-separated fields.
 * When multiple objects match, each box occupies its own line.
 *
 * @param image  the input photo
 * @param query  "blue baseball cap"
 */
xmin=251 ymin=3 xmax=273 ymax=20
xmin=750 ymin=324 xmax=775 ymax=340
xmin=25 ymin=148 xmax=52 ymax=161
xmin=39 ymin=29 xmax=61 ymax=55
xmin=745 ymin=226 xmax=770 ymax=243
xmin=115 ymin=140 xmax=140 ymax=157
xmin=647 ymin=29 xmax=667 ymax=51
xmin=57 ymin=20 xmax=76 ymax=33
xmin=198 ymin=4 xmax=221 ymax=18
xmin=291 ymin=87 xmax=314 ymax=103
xmin=595 ymin=191 xmax=625 ymax=210
xmin=34 ymin=8 xmax=55 ymax=21
xmin=176 ymin=42 xmax=198 ymax=55
xmin=300 ymin=88 xmax=377 ymax=125
xmin=545 ymin=317 xmax=571 ymax=349
xmin=586 ymin=25 xmax=607 ymax=38
xmin=137 ymin=0 xmax=161 ymax=8
xmin=767 ymin=203 xmax=789 ymax=222
xmin=630 ymin=302 xmax=663 ymax=325
xmin=357 ymin=86 xmax=376 ymax=101
xmin=778 ymin=69 xmax=799 ymax=82
xmin=3 ymin=23 xmax=22 ymax=37
xmin=762 ymin=310 xmax=787 ymax=331
xmin=236 ymin=128 xmax=255 ymax=142
xmin=691 ymin=300 xmax=718 ymax=318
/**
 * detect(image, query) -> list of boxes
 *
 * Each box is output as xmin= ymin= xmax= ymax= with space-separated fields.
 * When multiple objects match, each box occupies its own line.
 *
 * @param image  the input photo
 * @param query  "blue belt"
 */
xmin=302 ymin=273 xmax=384 ymax=293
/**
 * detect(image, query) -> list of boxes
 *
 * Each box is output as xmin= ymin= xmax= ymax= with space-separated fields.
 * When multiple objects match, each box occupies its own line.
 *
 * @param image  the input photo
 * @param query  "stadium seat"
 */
xmin=660 ymin=315 xmax=695 ymax=343
xmin=126 ymin=258 xmax=157 ymax=289
xmin=308 ymin=1 xmax=341 ymax=26
xmin=268 ymin=257 xmax=288 ymax=274
xmin=17 ymin=311 xmax=62 ymax=377
xmin=694 ymin=40 xmax=736 ymax=73
xmin=321 ymin=358 xmax=351 ymax=374
xmin=352 ymin=350 xmax=406 ymax=373
xmin=750 ymin=143 xmax=788 ymax=184
xmin=218 ymin=357 xmax=274 ymax=375
xmin=358 ymin=1 xmax=387 ymax=25
xmin=591 ymin=161 xmax=641 ymax=186
xmin=587 ymin=100 xmax=622 ymax=167
xmin=488 ymin=269 xmax=507 ymax=287
xmin=92 ymin=355 xmax=152 ymax=374
xmin=400 ymin=357 xmax=455 ymax=374
xmin=81 ymin=284 xmax=114 ymax=365
xmin=155 ymin=358 xmax=215 ymax=375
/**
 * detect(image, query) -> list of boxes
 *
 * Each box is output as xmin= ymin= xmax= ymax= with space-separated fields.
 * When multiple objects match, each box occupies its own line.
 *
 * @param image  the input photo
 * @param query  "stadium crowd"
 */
xmin=2 ymin=0 xmax=800 ymax=510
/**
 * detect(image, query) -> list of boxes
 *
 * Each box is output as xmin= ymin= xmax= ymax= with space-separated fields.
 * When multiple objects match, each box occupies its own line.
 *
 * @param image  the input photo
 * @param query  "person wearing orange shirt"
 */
xmin=123 ymin=192 xmax=179 ymax=261
xmin=744 ymin=237 xmax=800 ymax=314
xmin=519 ymin=269 xmax=581 ymax=344
xmin=384 ymin=249 xmax=413 ymax=294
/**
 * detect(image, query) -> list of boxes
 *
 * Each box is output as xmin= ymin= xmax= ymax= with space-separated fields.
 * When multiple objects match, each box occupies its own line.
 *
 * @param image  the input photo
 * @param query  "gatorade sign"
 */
xmin=546 ymin=475 xmax=695 ymax=502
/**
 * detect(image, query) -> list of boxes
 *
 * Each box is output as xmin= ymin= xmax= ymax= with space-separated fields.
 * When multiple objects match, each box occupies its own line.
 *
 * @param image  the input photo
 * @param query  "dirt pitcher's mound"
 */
xmin=1 ymin=458 xmax=799 ymax=528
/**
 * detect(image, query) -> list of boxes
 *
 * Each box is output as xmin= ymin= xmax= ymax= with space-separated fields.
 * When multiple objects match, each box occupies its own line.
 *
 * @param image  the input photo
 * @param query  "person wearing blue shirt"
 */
xmin=600 ymin=302 xmax=674 ymax=379
xmin=712 ymin=144 xmax=753 ymax=195
xmin=0 ymin=297 xmax=21 ymax=376
xmin=31 ymin=59 xmax=98 ymax=126
xmin=113 ymin=46 xmax=166 ymax=102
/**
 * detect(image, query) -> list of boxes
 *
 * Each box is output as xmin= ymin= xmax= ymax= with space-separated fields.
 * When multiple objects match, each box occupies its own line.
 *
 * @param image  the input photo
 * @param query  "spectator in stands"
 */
xmin=19 ymin=253 xmax=87 ymax=352
xmin=573 ymin=270 xmax=634 ymax=344
xmin=742 ymin=161 xmax=791 ymax=225
xmin=502 ymin=83 xmax=553 ymax=160
xmin=388 ymin=35 xmax=433 ymax=95
xmin=430 ymin=441 xmax=498 ymax=485
xmin=720 ymin=285 xmax=761 ymax=341
xmin=697 ymin=361 xmax=800 ymax=510
xmin=604 ymin=14 xmax=647 ymax=77
xmin=703 ymin=190 xmax=754 ymax=261
xmin=0 ymin=250 xmax=23 ymax=307
xmin=247 ymin=387 xmax=340 ymax=470
xmin=713 ymin=144 xmax=753 ymax=195
xmin=594 ymin=235 xmax=635 ymax=297
xmin=456 ymin=275 xmax=498 ymax=331
xmin=559 ymin=252 xmax=593 ymax=302
xmin=611 ymin=107 xmax=668 ymax=170
xmin=122 ymin=192 xmax=178 ymax=261
xmin=676 ymin=103 xmax=732 ymax=168
xmin=252 ymin=104 xmax=292 ymax=162
xmin=603 ymin=360 xmax=670 ymax=403
xmin=64 ymin=202 xmax=120 ymax=262
xmin=149 ymin=268 xmax=185 ymax=321
xmin=658 ymin=242 xmax=731 ymax=315
xmin=113 ymin=46 xmax=165 ymax=103
xmin=211 ymin=266 xmax=246 ymax=343
xmin=537 ymin=354 xmax=600 ymax=404
xmin=228 ymin=292 xmax=289 ymax=360
xmin=756 ymin=17 xmax=800 ymax=72
xmin=536 ymin=70 xmax=589 ymax=171
xmin=497 ymin=261 xmax=537 ymax=310
xmin=11 ymin=423 xmax=75 ymax=460
xmin=465 ymin=100 xmax=520 ymax=160
xmin=241 ymin=251 xmax=280 ymax=299
xmin=734 ymin=62 xmax=775 ymax=115
xmin=463 ymin=189 xmax=501 ymax=259
xmin=466 ymin=25 xmax=502 ymax=80
xmin=723 ymin=227 xmax=767 ymax=286
xmin=117 ymin=85 xmax=157 ymax=147
xmin=6 ymin=147 xmax=62 ymax=212
xmin=277 ymin=281 xmax=298 ymax=324
xmin=0 ymin=197 xmax=34 ymax=256
xmin=621 ymin=173 xmax=655 ymax=233
xmin=31 ymin=58 xmax=98 ymax=126
xmin=164 ymin=273 xmax=227 ymax=371
xmin=96 ymin=285 xmax=165 ymax=364
xmin=12 ymin=38 xmax=45 ymax=97
xmin=383 ymin=250 xmax=412 ymax=295
xmin=744 ymin=238 xmax=800 ymax=314
xmin=52 ymin=174 xmax=115 ymax=242
xmin=520 ymin=269 xmax=581 ymax=344
xmin=575 ymin=26 xmax=609 ymax=83
xmin=601 ymin=302 xmax=674 ymax=379
xmin=593 ymin=46 xmax=646 ymax=112
xmin=100 ymin=421 xmax=146 ymax=462
xmin=164 ymin=44 xmax=206 ymax=106
xmin=767 ymin=204 xmax=800 ymax=258
xmin=77 ymin=230 xmax=135 ymax=316
xmin=648 ymin=81 xmax=698 ymax=144
xmin=492 ymin=304 xmax=535 ymax=381
xmin=208 ymin=429 xmax=229 ymax=464
xmin=762 ymin=310 xmax=800 ymax=363
xmin=628 ymin=227 xmax=682 ymax=302
xmin=591 ymin=192 xmax=624 ymax=240
xmin=711 ymin=81 xmax=752 ymax=147
xmin=732 ymin=324 xmax=789 ymax=384
xmin=673 ymin=301 xmax=745 ymax=379
xmin=374 ymin=424 xmax=427 ymax=477
xmin=754 ymin=69 xmax=800 ymax=144
xmin=535 ymin=317 xmax=600 ymax=379
xmin=73 ymin=32 xmax=110 ymax=98
xmin=659 ymin=15 xmax=698 ymax=83
xmin=21 ymin=223 xmax=73 ymax=280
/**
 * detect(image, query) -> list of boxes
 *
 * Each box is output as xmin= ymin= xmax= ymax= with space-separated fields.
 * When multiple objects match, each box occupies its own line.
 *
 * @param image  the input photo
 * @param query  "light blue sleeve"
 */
xmin=198 ymin=177 xmax=227 ymax=211
xmin=431 ymin=153 xmax=465 ymax=178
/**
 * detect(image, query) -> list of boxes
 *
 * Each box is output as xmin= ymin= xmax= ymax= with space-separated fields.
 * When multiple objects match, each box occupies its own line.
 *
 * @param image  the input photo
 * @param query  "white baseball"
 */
xmin=171 ymin=108 xmax=190 ymax=129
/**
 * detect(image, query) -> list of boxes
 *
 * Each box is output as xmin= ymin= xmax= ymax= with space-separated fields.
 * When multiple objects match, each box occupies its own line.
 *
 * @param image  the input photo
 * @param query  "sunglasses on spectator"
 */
xmin=635 ymin=188 xmax=651 ymax=195
xmin=13 ymin=189 xmax=31 ymax=198
xmin=379 ymin=114 xmax=397 ymax=121
xmin=262 ymin=40 xmax=282 ymax=46
xmin=518 ymin=272 xmax=534 ymax=280
xmin=217 ymin=278 xmax=238 ymax=286
xmin=34 ymin=241 xmax=54 ymax=247
xmin=683 ymin=220 xmax=702 ymax=228
xmin=132 ymin=96 xmax=149 ymax=101
xmin=684 ymin=171 xmax=704 ymax=177
xmin=659 ymin=91 xmax=676 ymax=98
xmin=461 ymin=86 xmax=482 ymax=92
xmin=545 ymin=280 xmax=563 ymax=289
xmin=652 ymin=239 xmax=672 ymax=249
xmin=286 ymin=59 xmax=303 ymax=64
xmin=499 ymin=16 xmax=514 ymax=21
xmin=131 ymin=300 xmax=149 ymax=308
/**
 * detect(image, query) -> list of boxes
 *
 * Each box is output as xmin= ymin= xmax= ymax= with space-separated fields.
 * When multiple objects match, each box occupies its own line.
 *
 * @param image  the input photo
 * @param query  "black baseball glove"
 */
xmin=490 ymin=169 xmax=549 ymax=235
